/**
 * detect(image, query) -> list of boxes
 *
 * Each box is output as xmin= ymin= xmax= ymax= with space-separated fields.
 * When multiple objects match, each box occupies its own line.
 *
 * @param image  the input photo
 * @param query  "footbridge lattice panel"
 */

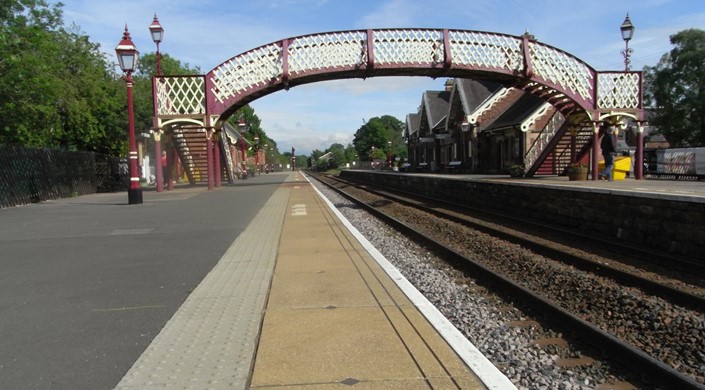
xmin=152 ymin=28 xmax=643 ymax=128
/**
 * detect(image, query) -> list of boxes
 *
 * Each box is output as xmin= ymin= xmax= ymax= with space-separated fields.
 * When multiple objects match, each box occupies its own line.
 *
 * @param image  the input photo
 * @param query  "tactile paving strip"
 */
xmin=115 ymin=186 xmax=289 ymax=389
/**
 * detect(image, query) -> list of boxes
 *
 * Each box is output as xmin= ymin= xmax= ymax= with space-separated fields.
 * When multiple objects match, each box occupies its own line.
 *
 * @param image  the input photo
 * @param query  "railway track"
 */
xmin=322 ymin=174 xmax=705 ymax=310
xmin=308 ymin=171 xmax=705 ymax=389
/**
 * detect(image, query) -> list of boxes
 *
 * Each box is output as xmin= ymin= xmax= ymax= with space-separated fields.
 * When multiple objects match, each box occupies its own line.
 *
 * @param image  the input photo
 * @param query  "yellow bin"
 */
xmin=598 ymin=156 xmax=631 ymax=180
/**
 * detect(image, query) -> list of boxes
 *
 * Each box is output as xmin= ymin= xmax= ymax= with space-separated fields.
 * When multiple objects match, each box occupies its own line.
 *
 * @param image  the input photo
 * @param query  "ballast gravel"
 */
xmin=312 ymin=178 xmax=636 ymax=390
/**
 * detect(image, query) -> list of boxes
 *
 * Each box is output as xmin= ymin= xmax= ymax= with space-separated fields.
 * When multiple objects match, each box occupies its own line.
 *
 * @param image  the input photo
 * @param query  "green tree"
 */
xmin=136 ymin=52 xmax=201 ymax=78
xmin=352 ymin=115 xmax=404 ymax=160
xmin=235 ymin=105 xmax=262 ymax=156
xmin=221 ymin=105 xmax=283 ymax=161
xmin=55 ymin=26 xmax=125 ymax=154
xmin=295 ymin=155 xmax=307 ymax=169
xmin=326 ymin=143 xmax=346 ymax=168
xmin=368 ymin=146 xmax=386 ymax=160
xmin=0 ymin=0 xmax=66 ymax=146
xmin=0 ymin=0 xmax=126 ymax=154
xmin=644 ymin=29 xmax=705 ymax=147
xmin=262 ymin=139 xmax=282 ymax=166
xmin=344 ymin=143 xmax=357 ymax=164
xmin=310 ymin=149 xmax=324 ymax=161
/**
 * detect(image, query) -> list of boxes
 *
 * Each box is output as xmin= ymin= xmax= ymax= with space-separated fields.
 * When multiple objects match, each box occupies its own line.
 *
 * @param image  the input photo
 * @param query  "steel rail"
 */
xmin=358 ymin=175 xmax=705 ymax=273
xmin=327 ymin=174 xmax=705 ymax=313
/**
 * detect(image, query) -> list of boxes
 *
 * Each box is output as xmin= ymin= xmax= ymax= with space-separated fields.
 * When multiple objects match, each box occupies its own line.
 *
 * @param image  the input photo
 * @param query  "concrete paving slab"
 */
xmin=250 ymin=306 xmax=424 ymax=386
xmin=250 ymin=181 xmax=491 ymax=389
xmin=275 ymin=251 xmax=357 ymax=273
xmin=267 ymin=269 xmax=381 ymax=309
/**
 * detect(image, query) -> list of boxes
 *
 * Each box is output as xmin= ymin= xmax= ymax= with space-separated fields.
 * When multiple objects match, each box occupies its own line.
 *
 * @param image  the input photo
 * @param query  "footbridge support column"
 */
xmin=591 ymin=122 xmax=600 ymax=181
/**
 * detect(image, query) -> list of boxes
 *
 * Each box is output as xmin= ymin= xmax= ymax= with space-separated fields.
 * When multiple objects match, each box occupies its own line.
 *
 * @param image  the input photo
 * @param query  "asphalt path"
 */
xmin=0 ymin=171 xmax=289 ymax=389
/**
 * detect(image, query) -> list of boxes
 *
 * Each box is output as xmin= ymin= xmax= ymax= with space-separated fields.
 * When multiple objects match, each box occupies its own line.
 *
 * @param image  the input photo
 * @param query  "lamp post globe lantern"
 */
xmin=149 ymin=14 xmax=164 ymax=75
xmin=620 ymin=14 xmax=635 ymax=71
xmin=620 ymin=14 xmax=634 ymax=41
xmin=149 ymin=14 xmax=164 ymax=43
xmin=115 ymin=25 xmax=142 ymax=205
xmin=116 ymin=25 xmax=139 ymax=73
xmin=461 ymin=116 xmax=470 ymax=132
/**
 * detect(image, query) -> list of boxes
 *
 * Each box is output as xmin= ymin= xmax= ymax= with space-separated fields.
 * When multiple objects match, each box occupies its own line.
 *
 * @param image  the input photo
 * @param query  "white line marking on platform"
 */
xmin=110 ymin=228 xmax=153 ymax=235
xmin=304 ymin=173 xmax=518 ymax=390
xmin=291 ymin=204 xmax=307 ymax=216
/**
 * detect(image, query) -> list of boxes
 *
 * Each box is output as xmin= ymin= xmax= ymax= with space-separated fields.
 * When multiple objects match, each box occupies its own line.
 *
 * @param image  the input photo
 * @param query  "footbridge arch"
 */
xmin=151 ymin=28 xmax=645 ymax=186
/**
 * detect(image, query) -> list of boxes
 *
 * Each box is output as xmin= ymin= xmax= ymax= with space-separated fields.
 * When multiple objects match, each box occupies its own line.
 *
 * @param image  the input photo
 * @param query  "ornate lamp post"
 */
xmin=291 ymin=147 xmax=296 ymax=171
xmin=115 ymin=25 xmax=142 ymax=205
xmin=620 ymin=14 xmax=635 ymax=71
xmin=370 ymin=146 xmax=376 ymax=169
xmin=149 ymin=14 xmax=164 ymax=75
xmin=270 ymin=146 xmax=274 ymax=171
xmin=387 ymin=140 xmax=392 ymax=169
xmin=619 ymin=13 xmax=644 ymax=179
xmin=149 ymin=14 xmax=166 ymax=192
xmin=238 ymin=116 xmax=249 ymax=178
xmin=254 ymin=134 xmax=260 ymax=174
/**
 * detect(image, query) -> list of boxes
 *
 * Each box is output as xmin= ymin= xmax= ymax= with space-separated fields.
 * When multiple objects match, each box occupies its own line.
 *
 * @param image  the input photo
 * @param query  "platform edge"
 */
xmin=305 ymin=174 xmax=518 ymax=390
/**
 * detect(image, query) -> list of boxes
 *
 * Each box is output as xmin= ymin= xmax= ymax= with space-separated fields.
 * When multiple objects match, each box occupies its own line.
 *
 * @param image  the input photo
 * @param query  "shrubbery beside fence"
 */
xmin=0 ymin=145 xmax=127 ymax=208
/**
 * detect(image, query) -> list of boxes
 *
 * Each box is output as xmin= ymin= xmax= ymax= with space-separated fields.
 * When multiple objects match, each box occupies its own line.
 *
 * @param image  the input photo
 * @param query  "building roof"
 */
xmin=444 ymin=78 xmax=504 ymax=132
xmin=317 ymin=151 xmax=333 ymax=161
xmin=483 ymin=92 xmax=545 ymax=131
xmin=422 ymin=90 xmax=451 ymax=131
xmin=405 ymin=112 xmax=421 ymax=137
xmin=222 ymin=122 xmax=250 ymax=146
xmin=455 ymin=78 xmax=503 ymax=114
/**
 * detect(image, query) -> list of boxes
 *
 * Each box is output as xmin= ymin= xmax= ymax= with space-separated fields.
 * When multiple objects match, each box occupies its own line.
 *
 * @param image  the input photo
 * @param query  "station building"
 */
xmin=405 ymin=78 xmax=640 ymax=176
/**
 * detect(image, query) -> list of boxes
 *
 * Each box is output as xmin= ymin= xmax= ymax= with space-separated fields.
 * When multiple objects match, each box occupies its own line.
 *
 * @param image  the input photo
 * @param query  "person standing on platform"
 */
xmin=600 ymin=125 xmax=617 ymax=181
xmin=161 ymin=150 xmax=168 ymax=185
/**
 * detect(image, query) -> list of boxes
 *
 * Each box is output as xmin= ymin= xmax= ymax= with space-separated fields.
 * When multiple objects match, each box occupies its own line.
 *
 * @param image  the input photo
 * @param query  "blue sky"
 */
xmin=53 ymin=0 xmax=705 ymax=156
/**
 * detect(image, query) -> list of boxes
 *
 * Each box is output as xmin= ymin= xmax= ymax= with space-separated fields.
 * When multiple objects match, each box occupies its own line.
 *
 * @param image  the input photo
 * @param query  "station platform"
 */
xmin=487 ymin=174 xmax=705 ymax=202
xmin=115 ymin=172 xmax=513 ymax=389
xmin=407 ymin=173 xmax=705 ymax=202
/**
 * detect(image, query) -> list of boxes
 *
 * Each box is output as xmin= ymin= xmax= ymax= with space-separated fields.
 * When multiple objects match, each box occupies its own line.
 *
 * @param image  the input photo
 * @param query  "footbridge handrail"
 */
xmin=153 ymin=28 xmax=642 ymax=127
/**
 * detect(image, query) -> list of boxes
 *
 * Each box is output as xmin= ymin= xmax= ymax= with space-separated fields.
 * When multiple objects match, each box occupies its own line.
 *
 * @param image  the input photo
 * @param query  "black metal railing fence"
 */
xmin=0 ymin=145 xmax=127 ymax=208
